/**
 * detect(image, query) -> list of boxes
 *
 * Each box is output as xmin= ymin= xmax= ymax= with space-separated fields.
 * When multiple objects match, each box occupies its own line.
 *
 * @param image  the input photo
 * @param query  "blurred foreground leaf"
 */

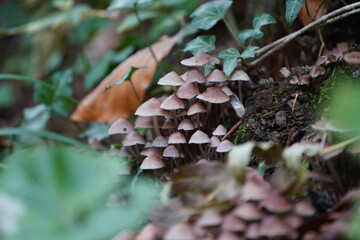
xmin=0 ymin=146 xmax=159 ymax=240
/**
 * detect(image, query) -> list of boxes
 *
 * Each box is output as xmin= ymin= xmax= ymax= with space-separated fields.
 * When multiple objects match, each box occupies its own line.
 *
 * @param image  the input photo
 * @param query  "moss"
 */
xmin=272 ymin=87 xmax=284 ymax=103
xmin=233 ymin=123 xmax=247 ymax=144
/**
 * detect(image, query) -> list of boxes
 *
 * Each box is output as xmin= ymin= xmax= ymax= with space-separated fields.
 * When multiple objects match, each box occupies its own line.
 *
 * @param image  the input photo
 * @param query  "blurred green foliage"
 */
xmin=0 ymin=145 xmax=159 ymax=240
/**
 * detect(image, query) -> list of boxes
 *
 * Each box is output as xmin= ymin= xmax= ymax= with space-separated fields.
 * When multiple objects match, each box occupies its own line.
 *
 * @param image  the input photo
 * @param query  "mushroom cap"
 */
xmin=140 ymin=154 xmax=165 ymax=169
xmin=135 ymin=98 xmax=162 ymax=116
xmin=245 ymin=223 xmax=261 ymax=239
xmin=134 ymin=116 xmax=163 ymax=128
xmin=108 ymin=118 xmax=134 ymax=135
xmin=122 ymin=131 xmax=145 ymax=146
xmin=180 ymin=52 xmax=220 ymax=66
xmin=178 ymin=118 xmax=195 ymax=131
xmin=233 ymin=202 xmax=262 ymax=221
xmin=216 ymin=139 xmax=234 ymax=152
xmin=344 ymin=51 xmax=360 ymax=64
xmin=140 ymin=147 xmax=162 ymax=157
xmin=309 ymin=65 xmax=325 ymax=78
xmin=168 ymin=131 xmax=187 ymax=144
xmin=241 ymin=178 xmax=271 ymax=201
xmin=136 ymin=224 xmax=165 ymax=240
xmin=160 ymin=94 xmax=185 ymax=110
xmin=176 ymin=82 xmax=200 ymax=99
xmin=181 ymin=69 xmax=206 ymax=84
xmin=163 ymin=145 xmax=181 ymax=158
xmin=158 ymin=71 xmax=185 ymax=86
xmin=196 ymin=87 xmax=229 ymax=104
xmin=294 ymin=200 xmax=316 ymax=217
xmin=163 ymin=223 xmax=196 ymax=240
xmin=189 ymin=130 xmax=210 ymax=144
xmin=229 ymin=70 xmax=251 ymax=81
xmin=187 ymin=102 xmax=206 ymax=115
xmin=212 ymin=124 xmax=227 ymax=136
xmin=152 ymin=135 xmax=168 ymax=147
xmin=260 ymin=192 xmax=293 ymax=213
xmin=221 ymin=214 xmax=246 ymax=232
xmin=220 ymin=85 xmax=234 ymax=96
xmin=210 ymin=136 xmax=221 ymax=148
xmin=206 ymin=69 xmax=227 ymax=83
xmin=162 ymin=118 xmax=176 ymax=129
xmin=259 ymin=216 xmax=292 ymax=238
xmin=196 ymin=209 xmax=222 ymax=227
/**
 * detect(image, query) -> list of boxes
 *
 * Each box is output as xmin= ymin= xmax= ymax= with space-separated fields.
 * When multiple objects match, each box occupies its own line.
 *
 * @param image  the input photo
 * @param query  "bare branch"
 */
xmin=246 ymin=2 xmax=360 ymax=68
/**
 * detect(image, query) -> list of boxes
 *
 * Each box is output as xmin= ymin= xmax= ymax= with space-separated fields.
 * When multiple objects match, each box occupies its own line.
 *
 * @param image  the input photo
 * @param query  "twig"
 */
xmin=247 ymin=2 xmax=360 ymax=67
xmin=133 ymin=6 xmax=165 ymax=76
xmin=222 ymin=120 xmax=242 ymax=141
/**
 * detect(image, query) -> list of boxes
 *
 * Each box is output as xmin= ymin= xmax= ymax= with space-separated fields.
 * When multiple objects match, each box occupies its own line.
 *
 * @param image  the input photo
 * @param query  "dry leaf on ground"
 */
xmin=71 ymin=33 xmax=181 ymax=123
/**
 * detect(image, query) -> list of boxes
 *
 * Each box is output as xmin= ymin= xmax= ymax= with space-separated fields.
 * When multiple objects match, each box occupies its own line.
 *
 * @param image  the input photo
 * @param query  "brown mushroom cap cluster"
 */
xmin=107 ymin=52 xmax=252 ymax=171
xmin=125 ymin=170 xmax=357 ymax=240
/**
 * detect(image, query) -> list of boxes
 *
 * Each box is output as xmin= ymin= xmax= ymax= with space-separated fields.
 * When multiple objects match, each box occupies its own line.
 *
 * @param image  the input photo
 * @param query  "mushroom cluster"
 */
xmin=117 ymin=169 xmax=358 ymax=240
xmin=108 ymin=52 xmax=252 ymax=172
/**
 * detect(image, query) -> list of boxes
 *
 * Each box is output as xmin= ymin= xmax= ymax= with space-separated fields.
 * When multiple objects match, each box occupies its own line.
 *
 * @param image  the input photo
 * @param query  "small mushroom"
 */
xmin=309 ymin=65 xmax=325 ymax=78
xmin=178 ymin=118 xmax=195 ymax=131
xmin=163 ymin=223 xmax=196 ymax=240
xmin=158 ymin=71 xmax=185 ymax=86
xmin=229 ymin=70 xmax=251 ymax=101
xmin=140 ymin=154 xmax=165 ymax=170
xmin=176 ymin=82 xmax=200 ymax=100
xmin=108 ymin=118 xmax=134 ymax=135
xmin=189 ymin=130 xmax=210 ymax=158
xmin=196 ymin=209 xmax=222 ymax=227
xmin=135 ymin=98 xmax=162 ymax=136
xmin=216 ymin=139 xmax=234 ymax=153
xmin=212 ymin=124 xmax=227 ymax=136
xmin=180 ymin=52 xmax=220 ymax=67
xmin=152 ymin=135 xmax=168 ymax=148
xmin=181 ymin=69 xmax=206 ymax=84
xmin=206 ymin=69 xmax=227 ymax=86
xmin=344 ymin=51 xmax=360 ymax=64
xmin=233 ymin=202 xmax=262 ymax=221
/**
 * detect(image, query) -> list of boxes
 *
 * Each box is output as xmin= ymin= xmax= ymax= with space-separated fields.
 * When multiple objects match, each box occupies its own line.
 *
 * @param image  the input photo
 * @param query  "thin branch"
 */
xmin=247 ymin=2 xmax=360 ymax=67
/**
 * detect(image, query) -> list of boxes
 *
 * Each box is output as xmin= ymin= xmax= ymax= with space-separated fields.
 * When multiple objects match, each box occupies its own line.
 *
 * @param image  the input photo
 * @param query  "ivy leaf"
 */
xmin=240 ymin=46 xmax=259 ymax=59
xmin=183 ymin=35 xmax=216 ymax=55
xmin=107 ymin=0 xmax=153 ymax=10
xmin=252 ymin=13 xmax=277 ymax=30
xmin=285 ymin=0 xmax=305 ymax=23
xmin=190 ymin=0 xmax=232 ymax=30
xmin=238 ymin=29 xmax=263 ymax=43
xmin=105 ymin=66 xmax=145 ymax=90
xmin=219 ymin=48 xmax=241 ymax=77
xmin=34 ymin=70 xmax=74 ymax=117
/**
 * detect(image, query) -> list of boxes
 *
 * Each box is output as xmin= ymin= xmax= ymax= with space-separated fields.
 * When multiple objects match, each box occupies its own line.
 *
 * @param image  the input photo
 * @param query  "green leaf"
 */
xmin=84 ymin=46 xmax=134 ymax=91
xmin=34 ymin=70 xmax=74 ymax=117
xmin=0 ymin=146 xmax=159 ymax=240
xmin=0 ymin=128 xmax=92 ymax=150
xmin=107 ymin=0 xmax=153 ymax=10
xmin=0 ymin=73 xmax=78 ymax=106
xmin=117 ymin=10 xmax=159 ymax=33
xmin=105 ymin=66 xmax=145 ymax=90
xmin=285 ymin=0 xmax=305 ymax=23
xmin=240 ymin=46 xmax=259 ymax=59
xmin=252 ymin=13 xmax=277 ymax=30
xmin=183 ymin=35 xmax=216 ymax=54
xmin=0 ymin=5 xmax=90 ymax=35
xmin=219 ymin=48 xmax=241 ymax=77
xmin=238 ymin=29 xmax=263 ymax=43
xmin=0 ymin=84 xmax=13 ymax=107
xmin=190 ymin=0 xmax=232 ymax=30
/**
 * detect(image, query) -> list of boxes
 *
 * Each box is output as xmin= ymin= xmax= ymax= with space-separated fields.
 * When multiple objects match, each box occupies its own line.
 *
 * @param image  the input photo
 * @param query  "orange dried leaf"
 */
xmin=71 ymin=34 xmax=180 ymax=123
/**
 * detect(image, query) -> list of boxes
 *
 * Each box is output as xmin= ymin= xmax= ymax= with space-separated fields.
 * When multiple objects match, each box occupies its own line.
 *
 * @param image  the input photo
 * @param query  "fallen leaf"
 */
xmin=298 ymin=0 xmax=326 ymax=25
xmin=71 ymin=33 xmax=181 ymax=123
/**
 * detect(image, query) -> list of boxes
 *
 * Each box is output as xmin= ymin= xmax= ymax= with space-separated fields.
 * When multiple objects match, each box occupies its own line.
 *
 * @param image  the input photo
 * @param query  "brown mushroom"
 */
xmin=180 ymin=52 xmax=220 ymax=67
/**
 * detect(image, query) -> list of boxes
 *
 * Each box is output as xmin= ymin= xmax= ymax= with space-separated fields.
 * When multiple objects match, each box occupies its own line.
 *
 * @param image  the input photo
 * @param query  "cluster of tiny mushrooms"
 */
xmin=107 ymin=52 xmax=250 ymax=172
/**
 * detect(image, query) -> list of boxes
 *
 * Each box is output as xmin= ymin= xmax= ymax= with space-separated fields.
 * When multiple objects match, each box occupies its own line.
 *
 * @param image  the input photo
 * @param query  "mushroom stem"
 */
xmin=172 ymin=111 xmax=178 ymax=126
xmin=198 ymin=144 xmax=207 ymax=159
xmin=152 ymin=116 xmax=161 ymax=136
xmin=238 ymin=81 xmax=243 ymax=102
